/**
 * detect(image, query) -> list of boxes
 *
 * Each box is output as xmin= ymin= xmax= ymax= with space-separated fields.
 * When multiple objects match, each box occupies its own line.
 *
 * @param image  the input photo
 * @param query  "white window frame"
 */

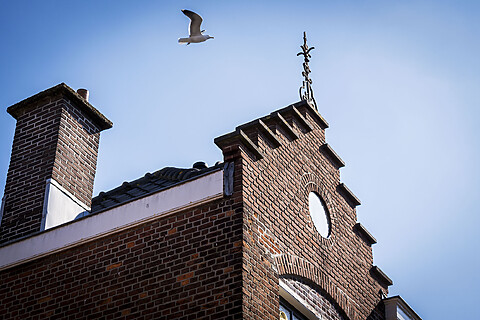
xmin=279 ymin=279 xmax=320 ymax=320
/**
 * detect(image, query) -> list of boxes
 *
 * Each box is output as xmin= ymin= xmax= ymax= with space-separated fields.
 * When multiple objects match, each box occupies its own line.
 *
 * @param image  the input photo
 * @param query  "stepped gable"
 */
xmin=215 ymin=99 xmax=389 ymax=319
xmin=215 ymin=100 xmax=328 ymax=160
xmin=91 ymin=162 xmax=223 ymax=213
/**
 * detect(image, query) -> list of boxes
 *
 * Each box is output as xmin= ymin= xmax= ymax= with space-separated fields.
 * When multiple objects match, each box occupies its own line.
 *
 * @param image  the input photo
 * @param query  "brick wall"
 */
xmin=281 ymin=278 xmax=347 ymax=320
xmin=216 ymin=101 xmax=387 ymax=319
xmin=0 ymin=198 xmax=244 ymax=319
xmin=1 ymin=96 xmax=63 ymax=243
xmin=1 ymin=95 xmax=388 ymax=319
xmin=0 ymin=85 xmax=108 ymax=244
xmin=50 ymin=97 xmax=101 ymax=206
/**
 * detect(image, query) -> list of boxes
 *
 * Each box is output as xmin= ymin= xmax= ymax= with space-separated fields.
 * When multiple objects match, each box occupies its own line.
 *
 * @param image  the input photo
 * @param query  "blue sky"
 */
xmin=1 ymin=1 xmax=479 ymax=318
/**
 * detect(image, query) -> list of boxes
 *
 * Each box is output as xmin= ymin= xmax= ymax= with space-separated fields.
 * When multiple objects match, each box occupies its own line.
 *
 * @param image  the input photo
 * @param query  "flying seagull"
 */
xmin=178 ymin=9 xmax=214 ymax=45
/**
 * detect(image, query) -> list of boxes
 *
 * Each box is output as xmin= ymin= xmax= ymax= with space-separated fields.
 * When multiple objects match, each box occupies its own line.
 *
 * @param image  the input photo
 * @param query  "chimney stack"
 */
xmin=76 ymin=88 xmax=89 ymax=101
xmin=0 ymin=83 xmax=112 ymax=243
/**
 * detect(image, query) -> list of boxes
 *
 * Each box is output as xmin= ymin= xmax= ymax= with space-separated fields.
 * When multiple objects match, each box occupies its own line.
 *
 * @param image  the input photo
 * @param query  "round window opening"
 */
xmin=308 ymin=192 xmax=331 ymax=238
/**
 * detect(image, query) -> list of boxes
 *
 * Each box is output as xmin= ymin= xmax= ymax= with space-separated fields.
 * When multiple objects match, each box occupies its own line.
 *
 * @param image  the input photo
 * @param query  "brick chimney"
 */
xmin=0 ymin=83 xmax=112 ymax=244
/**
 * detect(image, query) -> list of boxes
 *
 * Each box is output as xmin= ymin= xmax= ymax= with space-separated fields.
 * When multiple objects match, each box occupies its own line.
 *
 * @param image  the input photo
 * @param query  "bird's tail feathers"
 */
xmin=178 ymin=38 xmax=190 ymax=44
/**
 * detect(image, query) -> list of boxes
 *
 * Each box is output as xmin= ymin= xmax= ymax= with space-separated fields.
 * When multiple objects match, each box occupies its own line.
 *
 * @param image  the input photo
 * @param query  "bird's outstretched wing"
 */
xmin=182 ymin=9 xmax=203 ymax=36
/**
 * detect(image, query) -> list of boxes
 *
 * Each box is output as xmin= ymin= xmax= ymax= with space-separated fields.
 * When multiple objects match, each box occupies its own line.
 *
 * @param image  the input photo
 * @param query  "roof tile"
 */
xmin=90 ymin=162 xmax=223 ymax=214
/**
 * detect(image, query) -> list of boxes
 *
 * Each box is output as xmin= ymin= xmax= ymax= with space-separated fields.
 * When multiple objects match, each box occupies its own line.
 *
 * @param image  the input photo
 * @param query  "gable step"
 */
xmin=337 ymin=183 xmax=361 ymax=207
xmin=354 ymin=222 xmax=377 ymax=246
xmin=320 ymin=144 xmax=345 ymax=168
xmin=272 ymin=111 xmax=299 ymax=140
xmin=371 ymin=265 xmax=393 ymax=287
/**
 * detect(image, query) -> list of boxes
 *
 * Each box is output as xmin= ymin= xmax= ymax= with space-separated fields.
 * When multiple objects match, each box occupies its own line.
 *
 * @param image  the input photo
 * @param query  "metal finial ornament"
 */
xmin=297 ymin=32 xmax=318 ymax=110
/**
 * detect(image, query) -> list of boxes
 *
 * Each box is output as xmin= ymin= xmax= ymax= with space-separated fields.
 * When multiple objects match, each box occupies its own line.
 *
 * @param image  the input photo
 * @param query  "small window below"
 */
xmin=308 ymin=192 xmax=331 ymax=238
xmin=280 ymin=297 xmax=308 ymax=320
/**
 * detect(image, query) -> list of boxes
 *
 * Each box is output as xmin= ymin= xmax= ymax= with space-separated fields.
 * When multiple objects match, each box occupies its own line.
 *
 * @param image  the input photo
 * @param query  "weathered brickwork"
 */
xmin=216 ymin=101 xmax=387 ymax=319
xmin=1 ymin=92 xmax=389 ymax=319
xmin=51 ymin=97 xmax=102 ymax=206
xmin=0 ymin=198 xmax=243 ymax=319
xmin=281 ymin=277 xmax=347 ymax=320
xmin=0 ymin=89 xmax=105 ymax=244
xmin=366 ymin=303 xmax=385 ymax=320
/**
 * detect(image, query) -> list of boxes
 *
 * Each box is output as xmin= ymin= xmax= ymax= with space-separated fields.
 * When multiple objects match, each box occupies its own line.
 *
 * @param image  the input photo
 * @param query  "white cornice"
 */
xmin=0 ymin=170 xmax=223 ymax=271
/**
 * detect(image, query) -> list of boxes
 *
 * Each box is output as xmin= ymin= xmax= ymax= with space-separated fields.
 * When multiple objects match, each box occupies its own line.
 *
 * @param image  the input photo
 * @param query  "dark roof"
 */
xmin=91 ymin=162 xmax=222 ymax=213
xmin=7 ymin=83 xmax=113 ymax=131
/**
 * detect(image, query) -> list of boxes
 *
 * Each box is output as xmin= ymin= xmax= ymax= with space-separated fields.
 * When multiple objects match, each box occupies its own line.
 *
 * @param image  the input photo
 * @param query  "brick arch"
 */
xmin=301 ymin=172 xmax=337 ymax=221
xmin=275 ymin=254 xmax=357 ymax=320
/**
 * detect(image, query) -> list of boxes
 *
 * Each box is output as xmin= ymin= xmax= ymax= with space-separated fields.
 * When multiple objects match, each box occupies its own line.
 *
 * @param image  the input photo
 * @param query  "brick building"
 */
xmin=0 ymin=83 xmax=420 ymax=319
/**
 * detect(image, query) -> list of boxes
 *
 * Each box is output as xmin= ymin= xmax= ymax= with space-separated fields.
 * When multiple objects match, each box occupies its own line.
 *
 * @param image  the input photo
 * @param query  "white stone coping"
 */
xmin=0 ymin=170 xmax=223 ymax=271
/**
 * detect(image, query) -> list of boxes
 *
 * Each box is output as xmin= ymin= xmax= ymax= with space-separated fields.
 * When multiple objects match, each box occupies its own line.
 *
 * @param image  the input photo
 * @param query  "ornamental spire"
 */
xmin=297 ymin=32 xmax=318 ymax=110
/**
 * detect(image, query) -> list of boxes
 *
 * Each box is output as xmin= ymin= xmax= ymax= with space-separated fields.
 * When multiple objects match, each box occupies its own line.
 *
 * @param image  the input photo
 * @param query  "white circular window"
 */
xmin=308 ymin=192 xmax=331 ymax=238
